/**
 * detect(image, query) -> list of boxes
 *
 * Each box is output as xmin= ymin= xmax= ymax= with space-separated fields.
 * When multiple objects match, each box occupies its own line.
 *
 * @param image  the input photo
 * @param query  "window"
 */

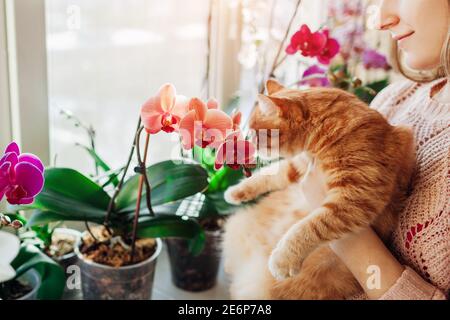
xmin=46 ymin=0 xmax=212 ymax=174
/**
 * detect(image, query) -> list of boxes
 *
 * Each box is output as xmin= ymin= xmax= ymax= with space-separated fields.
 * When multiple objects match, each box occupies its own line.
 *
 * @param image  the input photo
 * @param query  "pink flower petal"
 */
xmin=18 ymin=153 xmax=44 ymax=173
xmin=204 ymin=109 xmax=233 ymax=135
xmin=189 ymin=98 xmax=208 ymax=121
xmin=207 ymin=98 xmax=219 ymax=109
xmin=0 ymin=152 xmax=18 ymax=168
xmin=299 ymin=25 xmax=312 ymax=37
xmin=171 ymin=95 xmax=190 ymax=120
xmin=285 ymin=44 xmax=298 ymax=55
xmin=179 ymin=110 xmax=196 ymax=150
xmin=214 ymin=143 xmax=225 ymax=170
xmin=141 ymin=96 xmax=164 ymax=116
xmin=231 ymin=111 xmax=242 ymax=130
xmin=235 ymin=140 xmax=256 ymax=164
xmin=141 ymin=113 xmax=163 ymax=134
xmin=158 ymin=83 xmax=176 ymax=112
xmin=4 ymin=142 xmax=20 ymax=155
xmin=14 ymin=162 xmax=44 ymax=197
xmin=327 ymin=38 xmax=340 ymax=56
xmin=16 ymin=197 xmax=35 ymax=205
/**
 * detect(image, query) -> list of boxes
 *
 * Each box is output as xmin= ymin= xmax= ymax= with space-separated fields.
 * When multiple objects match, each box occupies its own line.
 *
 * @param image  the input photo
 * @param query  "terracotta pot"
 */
xmin=75 ymin=237 xmax=161 ymax=300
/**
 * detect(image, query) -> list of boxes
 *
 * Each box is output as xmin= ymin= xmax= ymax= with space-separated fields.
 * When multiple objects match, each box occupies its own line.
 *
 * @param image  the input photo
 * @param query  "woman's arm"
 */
xmin=329 ymin=228 xmax=404 ymax=299
xmin=302 ymin=163 xmax=446 ymax=300
xmin=329 ymin=229 xmax=447 ymax=300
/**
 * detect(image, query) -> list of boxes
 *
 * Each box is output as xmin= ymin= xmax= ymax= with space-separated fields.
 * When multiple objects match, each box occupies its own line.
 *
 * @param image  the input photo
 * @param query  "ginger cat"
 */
xmin=222 ymin=80 xmax=415 ymax=300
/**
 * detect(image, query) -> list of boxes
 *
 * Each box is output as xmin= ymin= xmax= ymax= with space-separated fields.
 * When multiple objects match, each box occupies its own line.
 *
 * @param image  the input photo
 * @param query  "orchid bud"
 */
xmin=0 ymin=214 xmax=11 ymax=226
xmin=10 ymin=220 xmax=24 ymax=230
xmin=352 ymin=78 xmax=362 ymax=88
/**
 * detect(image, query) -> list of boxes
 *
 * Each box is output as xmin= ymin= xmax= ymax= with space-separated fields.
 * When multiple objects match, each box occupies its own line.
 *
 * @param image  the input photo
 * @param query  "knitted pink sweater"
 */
xmin=365 ymin=78 xmax=449 ymax=300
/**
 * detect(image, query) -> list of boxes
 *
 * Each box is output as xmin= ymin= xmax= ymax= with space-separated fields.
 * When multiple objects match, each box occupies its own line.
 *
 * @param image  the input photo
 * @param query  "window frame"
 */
xmin=3 ymin=0 xmax=50 ymax=165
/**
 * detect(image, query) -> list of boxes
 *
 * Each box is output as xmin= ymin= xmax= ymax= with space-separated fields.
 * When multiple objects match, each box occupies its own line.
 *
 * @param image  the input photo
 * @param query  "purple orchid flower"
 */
xmin=300 ymin=65 xmax=330 ymax=87
xmin=0 ymin=142 xmax=44 ymax=205
xmin=362 ymin=49 xmax=391 ymax=70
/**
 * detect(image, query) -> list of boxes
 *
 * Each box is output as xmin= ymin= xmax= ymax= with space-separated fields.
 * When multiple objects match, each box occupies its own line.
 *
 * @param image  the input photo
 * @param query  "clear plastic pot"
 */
xmin=166 ymin=228 xmax=222 ymax=292
xmin=75 ymin=238 xmax=161 ymax=300
xmin=17 ymin=269 xmax=41 ymax=300
xmin=51 ymin=228 xmax=81 ymax=273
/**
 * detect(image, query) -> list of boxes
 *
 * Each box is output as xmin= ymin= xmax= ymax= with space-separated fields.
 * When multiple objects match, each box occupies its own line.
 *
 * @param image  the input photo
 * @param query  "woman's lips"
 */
xmin=393 ymin=31 xmax=415 ymax=42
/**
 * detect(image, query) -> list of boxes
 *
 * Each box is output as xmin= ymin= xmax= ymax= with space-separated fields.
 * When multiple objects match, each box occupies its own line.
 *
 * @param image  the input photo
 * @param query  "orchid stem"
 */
xmin=262 ymin=0 xmax=303 ymax=94
xmin=104 ymin=117 xmax=142 ymax=233
xmin=130 ymin=128 xmax=151 ymax=264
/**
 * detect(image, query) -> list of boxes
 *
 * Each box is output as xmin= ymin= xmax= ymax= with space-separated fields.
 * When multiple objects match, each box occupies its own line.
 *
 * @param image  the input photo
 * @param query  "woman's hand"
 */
xmin=302 ymin=161 xmax=405 ymax=299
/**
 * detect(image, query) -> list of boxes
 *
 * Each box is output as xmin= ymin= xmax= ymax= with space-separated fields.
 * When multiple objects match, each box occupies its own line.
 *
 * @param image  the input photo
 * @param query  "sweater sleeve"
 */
xmin=379 ymin=266 xmax=447 ymax=300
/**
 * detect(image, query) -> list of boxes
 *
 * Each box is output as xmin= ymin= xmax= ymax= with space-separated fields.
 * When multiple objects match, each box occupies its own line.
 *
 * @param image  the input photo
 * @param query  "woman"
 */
xmin=324 ymin=0 xmax=449 ymax=299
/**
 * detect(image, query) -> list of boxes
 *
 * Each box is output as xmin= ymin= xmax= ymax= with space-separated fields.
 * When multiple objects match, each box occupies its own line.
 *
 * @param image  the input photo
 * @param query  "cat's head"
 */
xmin=249 ymin=79 xmax=310 ymax=159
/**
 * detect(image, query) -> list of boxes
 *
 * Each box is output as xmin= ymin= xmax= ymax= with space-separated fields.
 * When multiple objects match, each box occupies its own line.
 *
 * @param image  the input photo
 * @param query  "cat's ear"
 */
xmin=266 ymin=79 xmax=285 ymax=95
xmin=257 ymin=94 xmax=279 ymax=115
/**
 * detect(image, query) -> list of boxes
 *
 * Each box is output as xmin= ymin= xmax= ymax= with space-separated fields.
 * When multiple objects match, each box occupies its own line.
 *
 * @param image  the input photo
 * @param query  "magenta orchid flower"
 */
xmin=316 ymin=29 xmax=340 ymax=65
xmin=214 ymin=131 xmax=256 ymax=171
xmin=140 ymin=84 xmax=190 ymax=134
xmin=286 ymin=24 xmax=327 ymax=57
xmin=0 ymin=142 xmax=44 ymax=205
xmin=286 ymin=25 xmax=340 ymax=65
xmin=300 ymin=65 xmax=330 ymax=87
xmin=362 ymin=49 xmax=391 ymax=70
xmin=179 ymin=98 xmax=233 ymax=150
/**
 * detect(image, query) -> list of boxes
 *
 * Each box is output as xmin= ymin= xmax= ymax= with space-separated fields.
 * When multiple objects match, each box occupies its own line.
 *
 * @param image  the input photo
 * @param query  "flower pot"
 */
xmin=75 ymin=237 xmax=162 ymax=300
xmin=17 ymin=269 xmax=41 ymax=300
xmin=50 ymin=228 xmax=81 ymax=273
xmin=166 ymin=228 xmax=222 ymax=292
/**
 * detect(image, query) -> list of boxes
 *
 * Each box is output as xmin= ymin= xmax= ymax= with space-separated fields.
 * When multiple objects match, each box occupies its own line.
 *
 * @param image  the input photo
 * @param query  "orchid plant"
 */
xmin=281 ymin=23 xmax=390 ymax=104
xmin=0 ymin=142 xmax=65 ymax=300
xmin=23 ymin=84 xmax=255 ymax=264
xmin=139 ymin=84 xmax=256 ymax=223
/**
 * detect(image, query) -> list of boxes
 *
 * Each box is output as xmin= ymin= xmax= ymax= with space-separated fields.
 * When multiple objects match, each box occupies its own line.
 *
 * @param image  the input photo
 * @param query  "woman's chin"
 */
xmin=404 ymin=53 xmax=441 ymax=71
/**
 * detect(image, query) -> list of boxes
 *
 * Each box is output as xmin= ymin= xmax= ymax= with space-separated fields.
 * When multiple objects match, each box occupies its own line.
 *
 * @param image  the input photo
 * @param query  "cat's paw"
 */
xmin=224 ymin=185 xmax=255 ymax=205
xmin=268 ymin=241 xmax=302 ymax=281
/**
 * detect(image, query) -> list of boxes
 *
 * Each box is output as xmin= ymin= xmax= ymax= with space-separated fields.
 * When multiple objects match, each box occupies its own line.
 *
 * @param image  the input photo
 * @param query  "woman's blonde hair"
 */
xmin=389 ymin=27 xmax=450 ymax=83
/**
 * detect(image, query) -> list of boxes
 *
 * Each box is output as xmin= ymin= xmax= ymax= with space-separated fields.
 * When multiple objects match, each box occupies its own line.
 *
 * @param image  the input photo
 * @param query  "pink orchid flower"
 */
xmin=179 ymin=98 xmax=233 ymax=150
xmin=140 ymin=83 xmax=189 ymax=134
xmin=231 ymin=109 xmax=242 ymax=131
xmin=286 ymin=24 xmax=327 ymax=57
xmin=316 ymin=29 xmax=340 ymax=65
xmin=286 ymin=25 xmax=340 ymax=65
xmin=214 ymin=131 xmax=256 ymax=171
xmin=0 ymin=142 xmax=44 ymax=205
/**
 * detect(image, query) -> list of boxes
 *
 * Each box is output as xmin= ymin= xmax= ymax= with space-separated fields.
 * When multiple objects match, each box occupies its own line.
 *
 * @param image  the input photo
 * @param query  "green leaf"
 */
xmin=203 ymin=192 xmax=239 ymax=216
xmin=207 ymin=166 xmax=244 ymax=194
xmin=24 ymin=168 xmax=111 ymax=224
xmin=136 ymin=215 xmax=205 ymax=255
xmin=354 ymin=78 xmax=390 ymax=104
xmin=193 ymin=146 xmax=216 ymax=174
xmin=39 ymin=168 xmax=111 ymax=209
xmin=27 ymin=210 xmax=91 ymax=228
xmin=78 ymin=145 xmax=119 ymax=187
xmin=116 ymin=161 xmax=209 ymax=211
xmin=12 ymin=245 xmax=65 ymax=300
